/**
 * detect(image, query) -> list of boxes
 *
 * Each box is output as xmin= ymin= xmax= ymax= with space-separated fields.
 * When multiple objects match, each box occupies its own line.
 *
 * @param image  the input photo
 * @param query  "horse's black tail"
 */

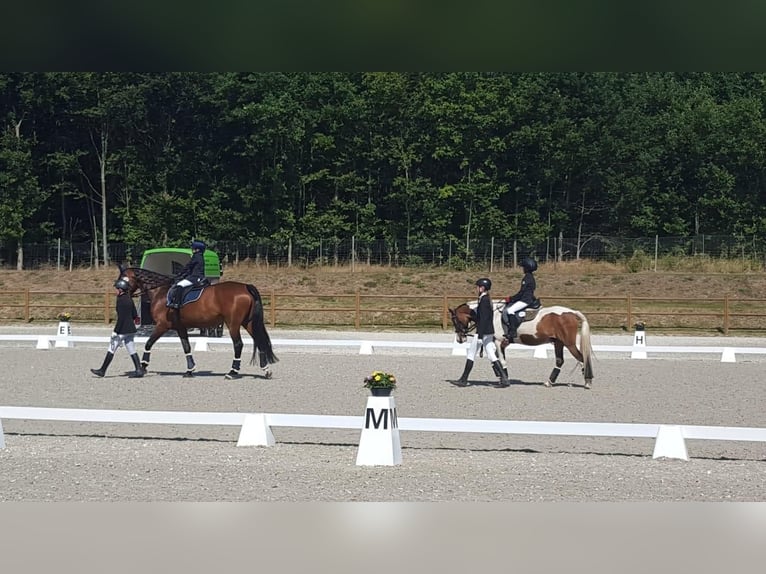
xmin=246 ymin=284 xmax=278 ymax=366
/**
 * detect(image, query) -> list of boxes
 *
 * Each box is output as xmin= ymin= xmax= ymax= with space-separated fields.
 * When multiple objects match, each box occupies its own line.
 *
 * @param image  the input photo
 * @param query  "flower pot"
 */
xmin=370 ymin=387 xmax=393 ymax=397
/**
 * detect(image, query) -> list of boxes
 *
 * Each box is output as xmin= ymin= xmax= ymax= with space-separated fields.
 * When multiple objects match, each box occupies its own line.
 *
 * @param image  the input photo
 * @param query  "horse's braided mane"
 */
xmin=128 ymin=267 xmax=173 ymax=290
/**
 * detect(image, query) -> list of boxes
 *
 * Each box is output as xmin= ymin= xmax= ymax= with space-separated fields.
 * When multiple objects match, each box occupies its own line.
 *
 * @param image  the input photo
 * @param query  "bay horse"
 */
xmin=117 ymin=265 xmax=278 ymax=379
xmin=449 ymin=301 xmax=594 ymax=389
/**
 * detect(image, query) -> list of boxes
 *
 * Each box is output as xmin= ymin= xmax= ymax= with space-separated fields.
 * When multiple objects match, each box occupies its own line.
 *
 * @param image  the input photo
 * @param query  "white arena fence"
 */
xmin=1 ymin=332 xmax=766 ymax=363
xmin=2 ymin=405 xmax=766 ymax=461
xmin=2 ymin=329 xmax=766 ymax=462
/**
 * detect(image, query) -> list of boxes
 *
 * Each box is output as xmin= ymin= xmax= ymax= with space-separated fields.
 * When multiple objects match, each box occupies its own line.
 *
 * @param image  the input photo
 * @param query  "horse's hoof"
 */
xmin=584 ymin=380 xmax=592 ymax=390
xmin=183 ymin=371 xmax=194 ymax=378
xmin=224 ymin=371 xmax=241 ymax=380
xmin=262 ymin=371 xmax=272 ymax=379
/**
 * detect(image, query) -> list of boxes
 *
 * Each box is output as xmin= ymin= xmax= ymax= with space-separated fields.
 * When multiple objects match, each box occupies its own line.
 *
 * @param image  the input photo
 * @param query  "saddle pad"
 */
xmin=166 ymin=287 xmax=205 ymax=307
xmin=520 ymin=306 xmax=542 ymax=322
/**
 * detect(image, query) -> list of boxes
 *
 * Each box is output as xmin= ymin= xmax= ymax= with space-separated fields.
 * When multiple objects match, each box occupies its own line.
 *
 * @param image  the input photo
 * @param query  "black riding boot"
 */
xmin=167 ymin=286 xmax=182 ymax=309
xmin=493 ymin=360 xmax=510 ymax=387
xmin=454 ymin=359 xmax=474 ymax=387
xmin=501 ymin=309 xmax=512 ymax=341
xmin=128 ymin=353 xmax=144 ymax=378
xmin=505 ymin=314 xmax=520 ymax=343
xmin=90 ymin=352 xmax=114 ymax=377
xmin=175 ymin=287 xmax=184 ymax=309
xmin=167 ymin=286 xmax=177 ymax=309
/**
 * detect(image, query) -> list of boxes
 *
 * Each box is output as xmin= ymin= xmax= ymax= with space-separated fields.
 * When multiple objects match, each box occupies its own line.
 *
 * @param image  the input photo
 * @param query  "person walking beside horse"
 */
xmin=90 ymin=277 xmax=143 ymax=378
xmin=453 ymin=277 xmax=510 ymax=387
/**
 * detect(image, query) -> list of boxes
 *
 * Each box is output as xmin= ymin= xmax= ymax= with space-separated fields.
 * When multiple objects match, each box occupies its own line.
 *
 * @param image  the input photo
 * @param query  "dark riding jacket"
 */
xmin=476 ymin=292 xmax=495 ymax=337
xmin=176 ymin=252 xmax=206 ymax=283
xmin=114 ymin=292 xmax=138 ymax=335
xmin=506 ymin=272 xmax=536 ymax=305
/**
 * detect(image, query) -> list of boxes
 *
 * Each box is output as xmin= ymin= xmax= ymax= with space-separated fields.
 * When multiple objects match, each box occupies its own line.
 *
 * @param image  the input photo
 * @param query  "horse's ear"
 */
xmin=118 ymin=263 xmax=125 ymax=273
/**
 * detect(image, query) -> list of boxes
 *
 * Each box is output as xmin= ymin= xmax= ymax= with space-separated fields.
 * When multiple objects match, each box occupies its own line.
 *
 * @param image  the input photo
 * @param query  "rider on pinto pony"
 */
xmin=501 ymin=256 xmax=539 ymax=343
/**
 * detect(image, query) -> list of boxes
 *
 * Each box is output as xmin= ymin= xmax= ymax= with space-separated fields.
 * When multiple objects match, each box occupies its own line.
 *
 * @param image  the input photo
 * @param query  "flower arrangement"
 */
xmin=363 ymin=370 xmax=397 ymax=390
xmin=57 ymin=312 xmax=72 ymax=322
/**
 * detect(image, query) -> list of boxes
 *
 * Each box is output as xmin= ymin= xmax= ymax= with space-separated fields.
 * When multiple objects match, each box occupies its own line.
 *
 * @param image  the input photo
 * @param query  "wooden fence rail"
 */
xmin=3 ymin=289 xmax=766 ymax=334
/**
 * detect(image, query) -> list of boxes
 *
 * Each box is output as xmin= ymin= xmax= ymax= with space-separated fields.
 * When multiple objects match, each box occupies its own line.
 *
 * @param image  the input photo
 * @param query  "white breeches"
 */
xmin=108 ymin=333 xmax=137 ymax=355
xmin=506 ymin=301 xmax=528 ymax=315
xmin=466 ymin=334 xmax=499 ymax=363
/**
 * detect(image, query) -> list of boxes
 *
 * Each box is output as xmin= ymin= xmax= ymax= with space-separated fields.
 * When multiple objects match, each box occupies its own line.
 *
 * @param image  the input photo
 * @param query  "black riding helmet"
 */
xmin=114 ymin=278 xmax=130 ymax=292
xmin=520 ymin=257 xmax=538 ymax=273
xmin=475 ymin=277 xmax=492 ymax=290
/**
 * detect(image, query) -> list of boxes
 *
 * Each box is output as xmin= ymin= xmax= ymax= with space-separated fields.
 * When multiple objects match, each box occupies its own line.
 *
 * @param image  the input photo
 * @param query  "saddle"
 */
xmin=518 ymin=298 xmax=542 ymax=323
xmin=498 ymin=298 xmax=542 ymax=324
xmin=166 ymin=279 xmax=210 ymax=309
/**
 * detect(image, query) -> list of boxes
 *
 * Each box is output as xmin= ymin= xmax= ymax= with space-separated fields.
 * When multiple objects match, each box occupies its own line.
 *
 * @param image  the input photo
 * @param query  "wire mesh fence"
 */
xmin=3 ymin=234 xmax=766 ymax=270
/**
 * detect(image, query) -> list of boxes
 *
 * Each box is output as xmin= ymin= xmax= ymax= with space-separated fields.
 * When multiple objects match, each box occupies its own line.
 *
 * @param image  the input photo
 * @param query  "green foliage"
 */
xmin=0 ymin=125 xmax=45 ymax=243
xmin=5 ymin=72 xmax=766 ymax=268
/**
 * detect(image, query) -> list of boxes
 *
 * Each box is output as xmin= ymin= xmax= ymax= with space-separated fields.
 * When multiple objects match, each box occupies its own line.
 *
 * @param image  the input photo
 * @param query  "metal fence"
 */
xmin=3 ymin=234 xmax=766 ymax=270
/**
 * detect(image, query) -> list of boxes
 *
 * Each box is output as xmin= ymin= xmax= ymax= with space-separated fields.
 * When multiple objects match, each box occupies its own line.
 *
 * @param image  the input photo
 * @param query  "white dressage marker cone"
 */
xmin=237 ymin=413 xmax=275 ymax=446
xmin=631 ymin=323 xmax=647 ymax=359
xmin=652 ymin=425 xmax=688 ymax=461
xmin=356 ymin=394 xmax=402 ymax=466
xmin=720 ymin=348 xmax=736 ymax=363
xmin=451 ymin=336 xmax=467 ymax=356
xmin=54 ymin=321 xmax=73 ymax=348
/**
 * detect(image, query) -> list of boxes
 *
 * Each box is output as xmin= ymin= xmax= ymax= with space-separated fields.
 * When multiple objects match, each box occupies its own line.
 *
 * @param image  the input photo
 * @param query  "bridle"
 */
xmin=120 ymin=267 xmax=170 ymax=299
xmin=450 ymin=304 xmax=476 ymax=343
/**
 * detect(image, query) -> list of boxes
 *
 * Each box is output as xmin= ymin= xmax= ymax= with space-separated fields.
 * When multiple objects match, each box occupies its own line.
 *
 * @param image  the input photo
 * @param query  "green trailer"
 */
xmin=138 ymin=247 xmax=224 ymax=337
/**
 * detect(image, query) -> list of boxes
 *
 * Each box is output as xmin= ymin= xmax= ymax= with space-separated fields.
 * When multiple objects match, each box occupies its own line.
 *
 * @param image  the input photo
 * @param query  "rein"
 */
xmin=124 ymin=267 xmax=172 ymax=298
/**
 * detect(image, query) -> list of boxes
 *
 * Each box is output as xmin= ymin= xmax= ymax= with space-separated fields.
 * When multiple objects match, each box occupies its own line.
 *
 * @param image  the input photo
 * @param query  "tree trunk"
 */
xmin=100 ymin=129 xmax=109 ymax=267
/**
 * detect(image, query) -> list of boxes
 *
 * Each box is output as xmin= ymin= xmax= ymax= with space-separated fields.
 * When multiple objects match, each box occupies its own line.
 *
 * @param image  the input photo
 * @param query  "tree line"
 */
xmin=2 ymin=72 xmax=766 ymax=269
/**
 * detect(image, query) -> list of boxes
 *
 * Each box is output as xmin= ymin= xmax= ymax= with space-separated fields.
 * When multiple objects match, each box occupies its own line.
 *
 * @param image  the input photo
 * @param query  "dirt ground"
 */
xmin=0 ymin=341 xmax=764 ymax=502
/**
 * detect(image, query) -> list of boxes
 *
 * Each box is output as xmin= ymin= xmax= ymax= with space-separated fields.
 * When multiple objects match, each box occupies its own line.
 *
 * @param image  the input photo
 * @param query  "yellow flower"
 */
xmin=363 ymin=370 xmax=397 ymax=389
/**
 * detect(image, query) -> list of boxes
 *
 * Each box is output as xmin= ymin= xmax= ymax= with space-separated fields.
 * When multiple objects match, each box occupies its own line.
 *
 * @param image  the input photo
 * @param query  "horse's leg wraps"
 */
xmin=185 ymin=354 xmax=196 ymax=371
xmin=549 ymin=366 xmax=561 ymax=383
xmin=230 ymin=358 xmax=241 ymax=373
xmin=141 ymin=351 xmax=151 ymax=365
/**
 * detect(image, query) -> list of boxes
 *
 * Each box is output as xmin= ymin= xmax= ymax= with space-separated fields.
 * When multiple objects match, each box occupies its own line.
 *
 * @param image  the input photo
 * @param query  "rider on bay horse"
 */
xmin=167 ymin=239 xmax=207 ymax=309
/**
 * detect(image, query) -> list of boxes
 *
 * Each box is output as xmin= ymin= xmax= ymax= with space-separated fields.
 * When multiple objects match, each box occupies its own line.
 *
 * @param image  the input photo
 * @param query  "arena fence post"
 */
xmin=359 ymin=341 xmax=374 ymax=355
xmin=652 ymin=425 xmax=688 ymax=461
xmin=720 ymin=348 xmax=736 ymax=363
xmin=237 ymin=414 xmax=275 ymax=447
